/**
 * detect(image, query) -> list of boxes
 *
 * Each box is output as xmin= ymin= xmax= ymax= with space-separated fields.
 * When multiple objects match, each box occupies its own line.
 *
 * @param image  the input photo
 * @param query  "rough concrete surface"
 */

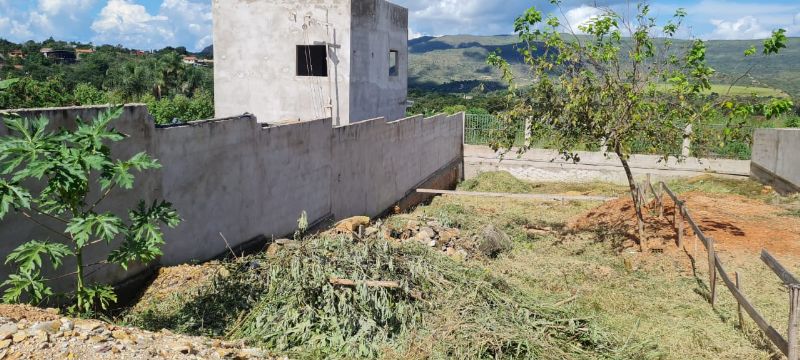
xmin=751 ymin=128 xmax=800 ymax=194
xmin=0 ymin=105 xmax=464 ymax=291
xmin=213 ymin=0 xmax=408 ymax=125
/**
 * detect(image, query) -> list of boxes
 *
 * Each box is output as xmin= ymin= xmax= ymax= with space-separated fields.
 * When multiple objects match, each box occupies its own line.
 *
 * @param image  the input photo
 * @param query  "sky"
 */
xmin=0 ymin=0 xmax=799 ymax=51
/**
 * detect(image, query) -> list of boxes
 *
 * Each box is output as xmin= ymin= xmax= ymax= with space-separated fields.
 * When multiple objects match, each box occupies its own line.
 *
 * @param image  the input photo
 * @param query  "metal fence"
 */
xmin=464 ymin=114 xmax=754 ymax=160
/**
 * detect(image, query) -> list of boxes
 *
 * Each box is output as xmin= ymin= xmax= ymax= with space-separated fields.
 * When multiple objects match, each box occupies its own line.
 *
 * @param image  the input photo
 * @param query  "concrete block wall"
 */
xmin=0 ymin=105 xmax=464 ymax=291
xmin=751 ymin=128 xmax=800 ymax=194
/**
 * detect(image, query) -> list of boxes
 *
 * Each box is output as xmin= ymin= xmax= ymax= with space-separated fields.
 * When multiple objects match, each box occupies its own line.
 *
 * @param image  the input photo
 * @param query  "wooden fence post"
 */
xmin=736 ymin=272 xmax=744 ymax=329
xmin=790 ymin=284 xmax=800 ymax=360
xmin=709 ymin=237 xmax=718 ymax=307
xmin=677 ymin=203 xmax=684 ymax=248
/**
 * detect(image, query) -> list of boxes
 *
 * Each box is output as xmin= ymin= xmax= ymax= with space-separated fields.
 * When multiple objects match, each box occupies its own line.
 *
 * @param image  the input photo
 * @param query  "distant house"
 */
xmin=131 ymin=50 xmax=147 ymax=56
xmin=75 ymin=48 xmax=95 ymax=59
xmin=40 ymin=48 xmax=77 ymax=64
xmin=182 ymin=55 xmax=198 ymax=65
xmin=8 ymin=50 xmax=24 ymax=58
xmin=197 ymin=58 xmax=214 ymax=67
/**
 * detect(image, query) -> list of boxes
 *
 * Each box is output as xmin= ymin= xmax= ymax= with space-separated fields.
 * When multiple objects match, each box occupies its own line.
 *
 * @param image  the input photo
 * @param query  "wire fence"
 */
xmin=464 ymin=114 xmax=755 ymax=160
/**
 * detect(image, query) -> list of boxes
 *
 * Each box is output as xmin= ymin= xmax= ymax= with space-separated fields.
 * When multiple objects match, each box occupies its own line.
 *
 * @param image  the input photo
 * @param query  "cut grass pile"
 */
xmin=123 ymin=234 xmax=639 ymax=359
xmin=459 ymin=171 xmax=627 ymax=196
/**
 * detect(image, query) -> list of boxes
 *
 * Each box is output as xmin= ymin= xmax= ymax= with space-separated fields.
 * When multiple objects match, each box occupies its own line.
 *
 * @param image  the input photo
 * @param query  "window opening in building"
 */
xmin=297 ymin=45 xmax=328 ymax=77
xmin=389 ymin=50 xmax=399 ymax=76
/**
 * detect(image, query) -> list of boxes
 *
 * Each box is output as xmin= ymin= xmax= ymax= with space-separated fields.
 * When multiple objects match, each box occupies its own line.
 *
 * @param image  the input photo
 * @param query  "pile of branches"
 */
xmin=125 ymin=235 xmax=642 ymax=358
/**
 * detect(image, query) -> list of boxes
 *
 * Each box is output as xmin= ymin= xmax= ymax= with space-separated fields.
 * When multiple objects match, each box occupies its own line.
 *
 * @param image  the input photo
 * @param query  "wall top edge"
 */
xmin=0 ymin=103 xmax=147 ymax=115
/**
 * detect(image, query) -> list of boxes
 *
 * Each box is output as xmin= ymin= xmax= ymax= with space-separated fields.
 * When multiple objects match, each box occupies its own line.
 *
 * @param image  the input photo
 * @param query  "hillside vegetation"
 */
xmin=409 ymin=35 xmax=800 ymax=99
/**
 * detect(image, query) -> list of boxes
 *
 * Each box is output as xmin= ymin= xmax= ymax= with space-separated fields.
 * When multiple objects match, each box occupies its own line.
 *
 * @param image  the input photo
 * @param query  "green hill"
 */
xmin=409 ymin=35 xmax=800 ymax=99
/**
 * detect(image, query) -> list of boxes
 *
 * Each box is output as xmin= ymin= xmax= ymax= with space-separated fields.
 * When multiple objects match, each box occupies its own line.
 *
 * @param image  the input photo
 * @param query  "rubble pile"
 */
xmin=0 ymin=305 xmax=275 ymax=359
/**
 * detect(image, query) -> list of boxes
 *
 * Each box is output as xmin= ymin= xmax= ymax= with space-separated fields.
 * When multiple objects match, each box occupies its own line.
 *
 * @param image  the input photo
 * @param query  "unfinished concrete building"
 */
xmin=212 ymin=0 xmax=409 ymax=125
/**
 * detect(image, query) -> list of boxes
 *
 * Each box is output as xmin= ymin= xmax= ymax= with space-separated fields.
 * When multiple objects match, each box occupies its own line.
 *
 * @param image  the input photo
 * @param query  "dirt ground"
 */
xmin=571 ymin=190 xmax=800 ymax=259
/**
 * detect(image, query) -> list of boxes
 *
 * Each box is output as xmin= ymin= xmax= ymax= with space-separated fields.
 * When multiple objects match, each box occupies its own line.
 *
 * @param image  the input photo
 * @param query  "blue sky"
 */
xmin=0 ymin=0 xmax=799 ymax=51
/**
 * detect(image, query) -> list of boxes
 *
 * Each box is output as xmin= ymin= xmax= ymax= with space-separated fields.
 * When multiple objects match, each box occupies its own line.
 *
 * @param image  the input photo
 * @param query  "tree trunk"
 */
xmin=615 ymin=145 xmax=646 ymax=250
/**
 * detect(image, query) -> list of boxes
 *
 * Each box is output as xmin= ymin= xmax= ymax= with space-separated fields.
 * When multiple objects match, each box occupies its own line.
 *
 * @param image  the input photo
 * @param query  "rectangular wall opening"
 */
xmin=297 ymin=45 xmax=328 ymax=77
xmin=389 ymin=50 xmax=399 ymax=76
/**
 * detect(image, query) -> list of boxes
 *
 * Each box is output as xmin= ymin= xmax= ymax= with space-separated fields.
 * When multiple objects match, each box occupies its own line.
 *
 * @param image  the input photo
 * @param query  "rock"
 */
xmin=89 ymin=335 xmax=109 ymax=343
xmin=74 ymin=319 xmax=102 ymax=332
xmin=477 ymin=225 xmax=513 ymax=258
xmin=59 ymin=319 xmax=73 ymax=332
xmin=32 ymin=330 xmax=48 ymax=342
xmin=414 ymin=231 xmax=431 ymax=243
xmin=12 ymin=331 xmax=27 ymax=343
xmin=438 ymin=228 xmax=459 ymax=243
xmin=94 ymin=344 xmax=112 ymax=353
xmin=0 ymin=339 xmax=10 ymax=349
xmin=265 ymin=243 xmax=280 ymax=257
xmin=173 ymin=343 xmax=196 ymax=355
xmin=31 ymin=320 xmax=61 ymax=334
xmin=334 ymin=216 xmax=370 ymax=232
xmin=419 ymin=227 xmax=436 ymax=238
xmin=0 ymin=324 xmax=18 ymax=340
xmin=111 ymin=330 xmax=129 ymax=341
xmin=44 ymin=308 xmax=60 ymax=315
xmin=238 ymin=348 xmax=267 ymax=358
xmin=428 ymin=240 xmax=437 ymax=247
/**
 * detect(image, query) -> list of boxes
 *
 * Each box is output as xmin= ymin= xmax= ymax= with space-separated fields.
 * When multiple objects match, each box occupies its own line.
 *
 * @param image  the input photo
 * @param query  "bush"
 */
xmin=145 ymin=91 xmax=214 ymax=125
xmin=785 ymin=116 xmax=800 ymax=128
xmin=73 ymin=83 xmax=108 ymax=105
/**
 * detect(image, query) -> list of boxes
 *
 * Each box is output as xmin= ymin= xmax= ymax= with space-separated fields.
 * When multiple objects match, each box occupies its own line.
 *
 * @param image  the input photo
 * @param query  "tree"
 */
xmin=489 ymin=1 xmax=792 ymax=246
xmin=0 ymin=107 xmax=180 ymax=313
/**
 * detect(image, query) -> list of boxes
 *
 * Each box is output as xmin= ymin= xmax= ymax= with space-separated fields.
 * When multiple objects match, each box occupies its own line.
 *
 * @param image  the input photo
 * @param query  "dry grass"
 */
xmin=413 ymin=173 xmax=800 ymax=359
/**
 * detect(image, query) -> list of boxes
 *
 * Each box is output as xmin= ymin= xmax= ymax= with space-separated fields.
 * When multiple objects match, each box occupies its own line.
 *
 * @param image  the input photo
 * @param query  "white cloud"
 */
xmin=38 ymin=0 xmax=95 ymax=16
xmin=408 ymin=27 xmax=424 ymax=39
xmin=708 ymin=16 xmax=772 ymax=40
xmin=90 ymin=0 xmax=212 ymax=50
xmin=91 ymin=0 xmax=173 ymax=49
xmin=562 ymin=5 xmax=604 ymax=34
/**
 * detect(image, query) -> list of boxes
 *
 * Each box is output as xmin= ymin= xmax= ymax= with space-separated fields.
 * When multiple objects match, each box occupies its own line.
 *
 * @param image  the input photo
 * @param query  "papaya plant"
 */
xmin=0 ymin=106 xmax=180 ymax=313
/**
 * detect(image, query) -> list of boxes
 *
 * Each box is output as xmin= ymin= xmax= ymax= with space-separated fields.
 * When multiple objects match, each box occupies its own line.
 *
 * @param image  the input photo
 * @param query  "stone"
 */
xmin=94 ymin=344 xmax=112 ymax=353
xmin=477 ymin=225 xmax=513 ymax=258
xmin=32 ymin=330 xmax=48 ymax=342
xmin=0 ymin=340 xmax=10 ymax=349
xmin=89 ymin=335 xmax=109 ymax=343
xmin=0 ymin=324 xmax=18 ymax=340
xmin=111 ymin=330 xmax=129 ymax=341
xmin=59 ymin=320 xmax=73 ymax=332
xmin=419 ymin=227 xmax=436 ymax=239
xmin=44 ymin=308 xmax=60 ymax=315
xmin=74 ymin=320 xmax=102 ymax=332
xmin=11 ymin=331 xmax=26 ymax=343
xmin=428 ymin=240 xmax=437 ymax=247
xmin=438 ymin=229 xmax=459 ymax=243
xmin=31 ymin=320 xmax=61 ymax=334
xmin=174 ymin=343 xmax=195 ymax=355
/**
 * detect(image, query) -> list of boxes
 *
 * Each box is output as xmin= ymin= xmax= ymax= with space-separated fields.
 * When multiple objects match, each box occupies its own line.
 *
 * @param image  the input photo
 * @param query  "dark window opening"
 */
xmin=389 ymin=50 xmax=399 ymax=76
xmin=297 ymin=45 xmax=328 ymax=77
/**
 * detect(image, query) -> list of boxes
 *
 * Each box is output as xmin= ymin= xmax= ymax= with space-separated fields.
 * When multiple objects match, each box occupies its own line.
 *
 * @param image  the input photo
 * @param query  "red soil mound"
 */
xmin=570 ymin=191 xmax=800 ymax=258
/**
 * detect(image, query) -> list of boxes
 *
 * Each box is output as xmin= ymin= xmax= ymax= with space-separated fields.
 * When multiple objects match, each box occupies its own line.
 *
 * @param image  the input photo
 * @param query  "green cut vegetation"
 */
xmin=123 ymin=234 xmax=642 ymax=359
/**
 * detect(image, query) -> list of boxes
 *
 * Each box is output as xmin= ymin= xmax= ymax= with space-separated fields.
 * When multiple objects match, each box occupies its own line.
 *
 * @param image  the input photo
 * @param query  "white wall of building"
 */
xmin=213 ymin=0 xmax=408 ymax=125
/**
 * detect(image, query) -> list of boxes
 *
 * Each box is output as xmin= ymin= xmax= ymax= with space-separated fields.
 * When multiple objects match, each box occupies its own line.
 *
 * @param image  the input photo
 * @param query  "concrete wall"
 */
xmin=213 ymin=0 xmax=353 ymax=125
xmin=751 ymin=128 xmax=800 ymax=194
xmin=465 ymin=145 xmax=751 ymax=184
xmin=0 ymin=105 xmax=463 ymax=291
xmin=213 ymin=0 xmax=408 ymax=126
xmin=349 ymin=0 xmax=408 ymax=122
